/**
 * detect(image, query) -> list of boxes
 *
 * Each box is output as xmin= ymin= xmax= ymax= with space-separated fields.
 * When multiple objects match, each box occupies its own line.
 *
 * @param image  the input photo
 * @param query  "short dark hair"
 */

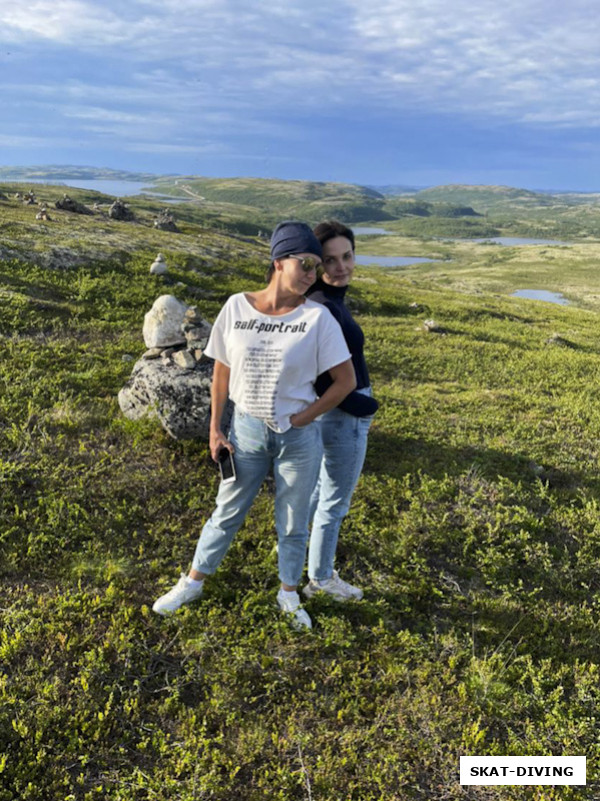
xmin=313 ymin=220 xmax=355 ymax=251
xmin=265 ymin=261 xmax=276 ymax=283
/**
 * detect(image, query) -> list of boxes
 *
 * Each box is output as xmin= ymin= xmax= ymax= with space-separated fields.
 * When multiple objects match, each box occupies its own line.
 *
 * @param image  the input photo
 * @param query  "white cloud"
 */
xmin=0 ymin=1 xmax=138 ymax=45
xmin=344 ymin=0 xmax=600 ymax=126
xmin=3 ymin=0 xmax=600 ymax=148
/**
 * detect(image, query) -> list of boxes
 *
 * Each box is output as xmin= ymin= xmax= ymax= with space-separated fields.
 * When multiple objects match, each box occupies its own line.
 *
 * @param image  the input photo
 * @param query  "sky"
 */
xmin=2 ymin=0 xmax=600 ymax=191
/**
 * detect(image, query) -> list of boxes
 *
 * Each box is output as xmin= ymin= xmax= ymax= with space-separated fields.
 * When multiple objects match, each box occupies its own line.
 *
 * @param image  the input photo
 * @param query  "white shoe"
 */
xmin=152 ymin=573 xmax=204 ymax=615
xmin=277 ymin=589 xmax=312 ymax=630
xmin=303 ymin=570 xmax=363 ymax=601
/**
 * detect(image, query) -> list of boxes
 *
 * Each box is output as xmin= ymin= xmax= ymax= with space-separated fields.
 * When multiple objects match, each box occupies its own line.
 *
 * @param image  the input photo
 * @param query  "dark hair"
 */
xmin=312 ymin=220 xmax=355 ymax=251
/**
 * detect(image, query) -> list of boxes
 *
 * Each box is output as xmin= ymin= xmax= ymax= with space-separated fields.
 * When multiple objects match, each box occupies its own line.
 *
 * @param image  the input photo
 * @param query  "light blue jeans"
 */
xmin=307 ymin=389 xmax=374 ymax=581
xmin=192 ymin=407 xmax=322 ymax=587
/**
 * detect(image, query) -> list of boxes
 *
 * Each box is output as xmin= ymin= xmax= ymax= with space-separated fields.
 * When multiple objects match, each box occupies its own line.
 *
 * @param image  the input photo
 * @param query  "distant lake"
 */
xmin=8 ymin=178 xmax=152 ymax=197
xmin=471 ymin=237 xmax=570 ymax=246
xmin=355 ymin=255 xmax=440 ymax=267
xmin=354 ymin=226 xmax=394 ymax=235
xmin=512 ymin=289 xmax=569 ymax=305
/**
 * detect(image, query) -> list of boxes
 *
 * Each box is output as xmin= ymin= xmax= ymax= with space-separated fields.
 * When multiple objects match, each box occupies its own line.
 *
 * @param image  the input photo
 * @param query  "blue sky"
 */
xmin=2 ymin=0 xmax=600 ymax=190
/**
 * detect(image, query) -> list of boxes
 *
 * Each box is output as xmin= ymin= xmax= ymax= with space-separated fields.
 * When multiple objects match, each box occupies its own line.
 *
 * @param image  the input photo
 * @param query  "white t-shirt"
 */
xmin=204 ymin=292 xmax=351 ymax=432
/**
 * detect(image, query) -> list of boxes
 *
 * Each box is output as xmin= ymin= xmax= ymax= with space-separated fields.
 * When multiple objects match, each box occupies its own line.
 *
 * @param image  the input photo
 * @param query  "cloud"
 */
xmin=344 ymin=0 xmax=600 ymax=126
xmin=3 ymin=0 xmax=600 ymax=181
xmin=0 ymin=1 xmax=137 ymax=45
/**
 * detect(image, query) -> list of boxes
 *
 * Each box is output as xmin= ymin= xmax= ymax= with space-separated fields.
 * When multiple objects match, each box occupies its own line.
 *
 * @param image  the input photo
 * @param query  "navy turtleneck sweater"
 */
xmin=307 ymin=278 xmax=379 ymax=417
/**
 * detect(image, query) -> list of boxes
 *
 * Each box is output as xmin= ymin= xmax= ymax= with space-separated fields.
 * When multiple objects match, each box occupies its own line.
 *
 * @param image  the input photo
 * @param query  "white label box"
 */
xmin=460 ymin=756 xmax=586 ymax=786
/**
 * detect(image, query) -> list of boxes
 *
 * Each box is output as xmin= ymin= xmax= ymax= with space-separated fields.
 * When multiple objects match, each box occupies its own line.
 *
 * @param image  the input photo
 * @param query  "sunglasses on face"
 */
xmin=285 ymin=254 xmax=322 ymax=273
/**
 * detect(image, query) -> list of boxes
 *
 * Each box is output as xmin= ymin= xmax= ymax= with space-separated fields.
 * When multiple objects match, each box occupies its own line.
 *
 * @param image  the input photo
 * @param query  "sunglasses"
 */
xmin=286 ymin=254 xmax=322 ymax=273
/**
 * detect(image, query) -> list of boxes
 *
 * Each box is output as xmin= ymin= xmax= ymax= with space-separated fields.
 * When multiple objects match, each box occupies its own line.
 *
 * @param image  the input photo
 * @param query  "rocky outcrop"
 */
xmin=55 ymin=194 xmax=93 ymax=215
xmin=118 ymin=296 xmax=230 ymax=439
xmin=108 ymin=199 xmax=135 ymax=221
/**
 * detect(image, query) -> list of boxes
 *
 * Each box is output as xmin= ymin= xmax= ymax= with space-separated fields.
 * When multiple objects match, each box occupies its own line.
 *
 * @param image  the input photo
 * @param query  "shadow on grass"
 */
xmin=365 ymin=427 xmax=555 ymax=485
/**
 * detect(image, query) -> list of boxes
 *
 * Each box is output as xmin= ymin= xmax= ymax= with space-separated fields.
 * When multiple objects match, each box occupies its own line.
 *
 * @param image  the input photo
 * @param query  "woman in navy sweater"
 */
xmin=303 ymin=220 xmax=379 ymax=601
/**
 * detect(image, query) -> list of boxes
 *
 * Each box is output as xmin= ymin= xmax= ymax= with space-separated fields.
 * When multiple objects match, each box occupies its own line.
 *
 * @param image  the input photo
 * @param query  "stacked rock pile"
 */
xmin=153 ymin=208 xmax=179 ymax=232
xmin=108 ymin=199 xmax=135 ymax=221
xmin=149 ymin=253 xmax=168 ymax=275
xmin=118 ymin=294 xmax=230 ymax=439
xmin=55 ymin=194 xmax=93 ymax=215
xmin=35 ymin=204 xmax=52 ymax=221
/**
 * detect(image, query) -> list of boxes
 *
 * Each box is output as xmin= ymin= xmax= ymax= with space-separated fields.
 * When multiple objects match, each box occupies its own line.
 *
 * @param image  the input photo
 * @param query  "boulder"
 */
xmin=143 ymin=295 xmax=188 ymax=348
xmin=118 ymin=355 xmax=230 ymax=439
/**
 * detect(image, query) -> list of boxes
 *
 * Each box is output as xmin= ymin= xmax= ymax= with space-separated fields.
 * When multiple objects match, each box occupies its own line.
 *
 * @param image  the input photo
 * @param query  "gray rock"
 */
xmin=142 ymin=347 xmax=164 ymax=360
xmin=118 ymin=356 xmax=231 ymax=440
xmin=171 ymin=349 xmax=197 ymax=369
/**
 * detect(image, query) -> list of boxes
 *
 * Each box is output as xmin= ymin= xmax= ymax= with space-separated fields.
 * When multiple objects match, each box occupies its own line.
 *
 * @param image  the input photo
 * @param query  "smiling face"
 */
xmin=321 ymin=235 xmax=355 ymax=287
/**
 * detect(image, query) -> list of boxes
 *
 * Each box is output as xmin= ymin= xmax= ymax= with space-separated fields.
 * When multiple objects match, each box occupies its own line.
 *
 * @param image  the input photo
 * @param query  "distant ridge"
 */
xmin=0 ymin=165 xmax=170 ymax=182
xmin=414 ymin=183 xmax=600 ymax=212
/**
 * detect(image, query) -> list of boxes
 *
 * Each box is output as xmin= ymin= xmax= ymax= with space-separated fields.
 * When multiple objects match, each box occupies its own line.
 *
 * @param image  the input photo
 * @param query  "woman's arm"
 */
xmin=289 ymin=359 xmax=356 ymax=428
xmin=209 ymin=359 xmax=234 ymax=461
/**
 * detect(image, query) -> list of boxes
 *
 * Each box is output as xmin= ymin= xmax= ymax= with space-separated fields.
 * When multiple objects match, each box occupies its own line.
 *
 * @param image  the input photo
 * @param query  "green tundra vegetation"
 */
xmin=2 ymin=178 xmax=600 ymax=800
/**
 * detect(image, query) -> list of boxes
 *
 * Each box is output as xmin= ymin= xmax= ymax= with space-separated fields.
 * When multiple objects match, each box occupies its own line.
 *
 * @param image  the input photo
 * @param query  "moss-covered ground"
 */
xmin=1 ymin=186 xmax=600 ymax=799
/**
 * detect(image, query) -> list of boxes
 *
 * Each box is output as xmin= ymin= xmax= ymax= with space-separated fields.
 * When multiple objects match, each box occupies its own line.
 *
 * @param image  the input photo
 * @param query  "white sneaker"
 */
xmin=152 ymin=573 xmax=204 ymax=615
xmin=303 ymin=570 xmax=363 ymax=601
xmin=277 ymin=589 xmax=312 ymax=630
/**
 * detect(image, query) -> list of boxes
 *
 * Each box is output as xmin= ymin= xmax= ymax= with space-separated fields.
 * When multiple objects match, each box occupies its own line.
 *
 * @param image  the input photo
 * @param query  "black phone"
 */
xmin=217 ymin=448 xmax=236 ymax=484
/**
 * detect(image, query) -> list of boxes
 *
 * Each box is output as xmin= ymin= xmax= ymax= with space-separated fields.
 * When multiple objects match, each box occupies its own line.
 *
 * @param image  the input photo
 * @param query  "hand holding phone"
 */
xmin=217 ymin=447 xmax=236 ymax=484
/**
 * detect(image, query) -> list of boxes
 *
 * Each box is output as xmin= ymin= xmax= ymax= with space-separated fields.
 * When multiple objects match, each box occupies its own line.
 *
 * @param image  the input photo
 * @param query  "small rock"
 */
xmin=423 ymin=319 xmax=444 ymax=333
xmin=545 ymin=333 xmax=573 ymax=347
xmin=171 ymin=350 xmax=197 ymax=369
xmin=142 ymin=347 xmax=164 ymax=360
xmin=121 ymin=354 xmax=135 ymax=362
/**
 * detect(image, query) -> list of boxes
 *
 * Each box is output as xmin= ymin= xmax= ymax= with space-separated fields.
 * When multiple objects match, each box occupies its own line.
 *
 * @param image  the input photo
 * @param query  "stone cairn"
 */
xmin=153 ymin=208 xmax=179 ymax=232
xmin=55 ymin=194 xmax=93 ymax=215
xmin=150 ymin=253 xmax=168 ymax=275
xmin=118 ymin=295 xmax=231 ymax=439
xmin=108 ymin=198 xmax=135 ymax=221
xmin=35 ymin=204 xmax=52 ymax=221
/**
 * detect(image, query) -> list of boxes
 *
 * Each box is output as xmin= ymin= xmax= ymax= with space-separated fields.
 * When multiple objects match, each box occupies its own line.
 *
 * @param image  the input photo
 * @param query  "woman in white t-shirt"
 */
xmin=153 ymin=221 xmax=356 ymax=629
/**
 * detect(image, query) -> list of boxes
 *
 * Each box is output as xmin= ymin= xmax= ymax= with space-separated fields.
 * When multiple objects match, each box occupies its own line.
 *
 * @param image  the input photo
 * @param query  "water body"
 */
xmin=353 ymin=226 xmax=394 ymax=235
xmin=355 ymin=255 xmax=440 ymax=267
xmin=471 ymin=237 xmax=570 ymax=246
xmin=512 ymin=289 xmax=569 ymax=305
xmin=9 ymin=178 xmax=152 ymax=197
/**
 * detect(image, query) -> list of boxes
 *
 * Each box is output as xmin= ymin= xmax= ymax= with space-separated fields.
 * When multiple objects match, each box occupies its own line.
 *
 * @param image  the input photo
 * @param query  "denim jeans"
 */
xmin=307 ymin=389 xmax=373 ymax=581
xmin=192 ymin=407 xmax=322 ymax=587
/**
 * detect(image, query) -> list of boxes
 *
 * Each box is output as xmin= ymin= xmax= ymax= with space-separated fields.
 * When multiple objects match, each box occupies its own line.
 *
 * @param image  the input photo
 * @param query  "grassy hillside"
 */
xmin=2 ymin=184 xmax=600 ymax=799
